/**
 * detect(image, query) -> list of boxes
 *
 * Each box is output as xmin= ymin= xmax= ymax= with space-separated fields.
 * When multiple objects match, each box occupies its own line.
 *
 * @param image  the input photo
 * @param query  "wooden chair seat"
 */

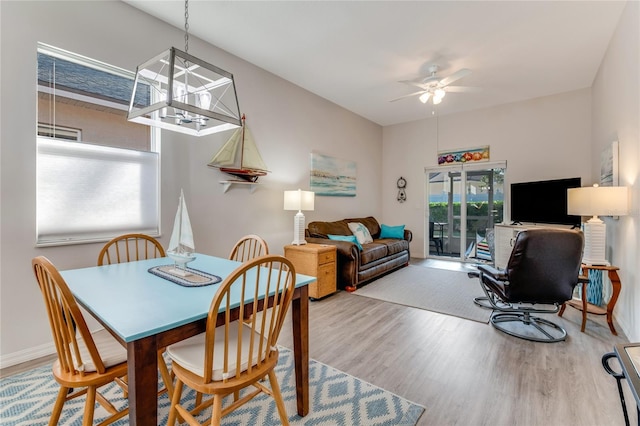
xmin=71 ymin=329 xmax=128 ymax=372
xmin=167 ymin=322 xmax=269 ymax=380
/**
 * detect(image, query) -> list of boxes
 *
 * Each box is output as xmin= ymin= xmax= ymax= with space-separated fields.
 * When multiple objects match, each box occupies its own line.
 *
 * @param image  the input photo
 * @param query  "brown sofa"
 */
xmin=305 ymin=216 xmax=412 ymax=291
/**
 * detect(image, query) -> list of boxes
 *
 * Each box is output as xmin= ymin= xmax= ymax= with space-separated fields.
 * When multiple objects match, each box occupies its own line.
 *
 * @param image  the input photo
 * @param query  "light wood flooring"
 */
xmin=279 ymin=259 xmax=634 ymax=426
xmin=2 ymin=259 xmax=634 ymax=425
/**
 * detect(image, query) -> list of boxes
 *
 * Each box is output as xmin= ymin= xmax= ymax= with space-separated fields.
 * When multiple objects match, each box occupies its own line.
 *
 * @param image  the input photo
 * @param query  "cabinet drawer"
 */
xmin=317 ymin=250 xmax=336 ymax=265
xmin=312 ymin=262 xmax=336 ymax=298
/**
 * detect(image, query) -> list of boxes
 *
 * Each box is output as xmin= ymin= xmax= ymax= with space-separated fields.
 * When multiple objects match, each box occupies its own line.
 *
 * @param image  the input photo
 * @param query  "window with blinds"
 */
xmin=36 ymin=43 xmax=160 ymax=246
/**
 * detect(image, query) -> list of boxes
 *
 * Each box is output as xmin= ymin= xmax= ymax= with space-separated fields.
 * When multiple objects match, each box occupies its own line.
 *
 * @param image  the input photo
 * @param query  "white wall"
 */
xmin=591 ymin=0 xmax=640 ymax=341
xmin=382 ymin=89 xmax=592 ymax=256
xmin=0 ymin=1 xmax=382 ymax=366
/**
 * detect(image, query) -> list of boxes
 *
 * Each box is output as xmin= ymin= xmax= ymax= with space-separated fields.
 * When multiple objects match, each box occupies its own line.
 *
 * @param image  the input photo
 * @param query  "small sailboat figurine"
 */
xmin=207 ymin=114 xmax=269 ymax=182
xmin=167 ymin=189 xmax=196 ymax=276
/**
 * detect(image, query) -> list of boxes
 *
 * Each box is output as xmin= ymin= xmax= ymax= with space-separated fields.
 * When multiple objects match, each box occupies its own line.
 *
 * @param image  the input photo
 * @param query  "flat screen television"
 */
xmin=510 ymin=177 xmax=581 ymax=226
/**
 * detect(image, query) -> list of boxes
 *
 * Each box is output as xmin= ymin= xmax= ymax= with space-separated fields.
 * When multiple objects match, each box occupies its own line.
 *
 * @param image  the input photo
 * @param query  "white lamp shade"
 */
xmin=567 ymin=186 xmax=629 ymax=217
xmin=284 ymin=189 xmax=315 ymax=212
xmin=567 ymin=185 xmax=628 ymax=266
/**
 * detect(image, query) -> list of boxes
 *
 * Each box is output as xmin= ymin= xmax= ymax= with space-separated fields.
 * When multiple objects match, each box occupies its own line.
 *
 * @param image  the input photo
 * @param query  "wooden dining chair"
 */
xmin=97 ymin=233 xmax=166 ymax=266
xmin=228 ymin=234 xmax=269 ymax=262
xmin=166 ymin=255 xmax=297 ymax=426
xmin=97 ymin=233 xmax=174 ymax=398
xmin=32 ymin=256 xmax=129 ymax=426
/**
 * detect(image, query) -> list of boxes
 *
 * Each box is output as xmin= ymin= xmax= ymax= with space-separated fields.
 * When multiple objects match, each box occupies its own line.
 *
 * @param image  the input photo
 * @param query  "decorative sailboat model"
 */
xmin=167 ymin=189 xmax=196 ymax=276
xmin=207 ymin=114 xmax=269 ymax=182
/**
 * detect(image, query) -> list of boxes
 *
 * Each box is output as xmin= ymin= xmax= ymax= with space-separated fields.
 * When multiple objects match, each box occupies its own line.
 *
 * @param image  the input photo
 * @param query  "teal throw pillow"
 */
xmin=380 ymin=224 xmax=405 ymax=239
xmin=328 ymin=234 xmax=363 ymax=250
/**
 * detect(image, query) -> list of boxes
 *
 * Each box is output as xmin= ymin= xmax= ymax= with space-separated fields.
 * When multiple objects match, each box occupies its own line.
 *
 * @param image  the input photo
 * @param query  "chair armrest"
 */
xmin=477 ymin=264 xmax=508 ymax=281
xmin=304 ymin=237 xmax=359 ymax=260
xmin=404 ymin=229 xmax=413 ymax=242
xmin=578 ymin=274 xmax=589 ymax=284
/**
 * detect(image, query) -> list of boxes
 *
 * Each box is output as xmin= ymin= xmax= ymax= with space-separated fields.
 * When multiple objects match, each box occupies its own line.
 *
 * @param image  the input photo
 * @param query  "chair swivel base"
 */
xmin=474 ymin=296 xmax=511 ymax=310
xmin=490 ymin=311 xmax=568 ymax=343
xmin=474 ymin=296 xmax=492 ymax=309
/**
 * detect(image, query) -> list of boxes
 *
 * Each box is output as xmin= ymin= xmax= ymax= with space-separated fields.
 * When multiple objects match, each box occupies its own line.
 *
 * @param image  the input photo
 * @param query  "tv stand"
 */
xmin=494 ymin=223 xmax=571 ymax=269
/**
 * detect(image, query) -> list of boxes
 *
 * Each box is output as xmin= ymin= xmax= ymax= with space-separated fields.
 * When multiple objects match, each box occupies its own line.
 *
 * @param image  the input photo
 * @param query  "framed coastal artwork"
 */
xmin=600 ymin=141 xmax=619 ymax=186
xmin=438 ymin=145 xmax=490 ymax=166
xmin=310 ymin=153 xmax=356 ymax=196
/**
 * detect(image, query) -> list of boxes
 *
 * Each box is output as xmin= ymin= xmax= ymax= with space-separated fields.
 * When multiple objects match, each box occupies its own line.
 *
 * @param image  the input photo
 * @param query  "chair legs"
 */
xmin=167 ymin=372 xmax=289 ymax=426
xmin=49 ymin=383 xmax=129 ymax=426
xmin=167 ymin=379 xmax=184 ymax=426
xmin=82 ymin=386 xmax=96 ymax=426
xmin=268 ymin=369 xmax=290 ymax=426
xmin=491 ymin=311 xmax=568 ymax=343
xmin=49 ymin=386 xmax=68 ymax=426
xmin=158 ymin=351 xmax=174 ymax=397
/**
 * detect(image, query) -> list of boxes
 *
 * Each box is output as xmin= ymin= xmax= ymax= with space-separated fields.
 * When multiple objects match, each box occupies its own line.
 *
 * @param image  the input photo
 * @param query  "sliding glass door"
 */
xmin=426 ymin=162 xmax=506 ymax=263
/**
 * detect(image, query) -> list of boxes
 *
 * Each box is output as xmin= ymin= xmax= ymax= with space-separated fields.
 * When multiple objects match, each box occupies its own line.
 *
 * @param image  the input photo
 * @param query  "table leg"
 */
xmin=607 ymin=270 xmax=621 ymax=336
xmin=580 ymin=281 xmax=588 ymax=332
xmin=292 ymin=285 xmax=309 ymax=416
xmin=127 ymin=336 xmax=158 ymax=426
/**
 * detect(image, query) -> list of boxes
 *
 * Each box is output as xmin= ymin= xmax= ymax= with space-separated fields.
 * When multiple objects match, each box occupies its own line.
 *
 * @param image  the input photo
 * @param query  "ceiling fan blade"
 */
xmin=439 ymin=68 xmax=472 ymax=87
xmin=445 ymin=85 xmax=481 ymax=93
xmin=389 ymin=90 xmax=426 ymax=102
xmin=398 ymin=80 xmax=428 ymax=90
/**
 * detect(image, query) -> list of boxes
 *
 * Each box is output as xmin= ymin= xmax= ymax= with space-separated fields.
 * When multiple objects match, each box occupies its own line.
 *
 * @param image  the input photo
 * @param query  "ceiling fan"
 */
xmin=391 ymin=65 xmax=472 ymax=105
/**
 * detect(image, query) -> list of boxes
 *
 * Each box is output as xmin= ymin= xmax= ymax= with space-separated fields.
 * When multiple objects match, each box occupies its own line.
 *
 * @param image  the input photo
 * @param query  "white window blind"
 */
xmin=37 ymin=137 xmax=159 ymax=245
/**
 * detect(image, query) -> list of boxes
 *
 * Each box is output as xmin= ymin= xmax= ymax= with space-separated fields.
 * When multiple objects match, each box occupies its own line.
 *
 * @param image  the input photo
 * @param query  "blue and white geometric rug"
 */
xmin=0 ymin=347 xmax=424 ymax=425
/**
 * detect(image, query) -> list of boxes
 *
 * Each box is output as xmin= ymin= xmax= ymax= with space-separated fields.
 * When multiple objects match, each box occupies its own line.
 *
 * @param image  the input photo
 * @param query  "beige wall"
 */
xmin=0 ymin=1 xmax=382 ymax=366
xmin=382 ymin=89 xmax=592 ymax=257
xmin=591 ymin=0 xmax=639 ymax=341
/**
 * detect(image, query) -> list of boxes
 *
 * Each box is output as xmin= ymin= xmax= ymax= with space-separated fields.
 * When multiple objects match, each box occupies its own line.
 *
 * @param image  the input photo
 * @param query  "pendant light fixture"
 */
xmin=127 ymin=0 xmax=241 ymax=136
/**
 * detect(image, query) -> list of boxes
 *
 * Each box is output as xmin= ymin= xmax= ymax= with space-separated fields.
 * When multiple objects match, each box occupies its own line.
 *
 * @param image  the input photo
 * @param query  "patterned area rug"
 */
xmin=0 ymin=347 xmax=424 ymax=425
xmin=353 ymin=265 xmax=491 ymax=323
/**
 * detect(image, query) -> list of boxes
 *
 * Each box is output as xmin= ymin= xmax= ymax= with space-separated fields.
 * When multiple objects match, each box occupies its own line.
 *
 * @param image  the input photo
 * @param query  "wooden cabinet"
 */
xmin=284 ymin=243 xmax=337 ymax=299
xmin=494 ymin=224 xmax=528 ymax=269
xmin=494 ymin=223 xmax=574 ymax=269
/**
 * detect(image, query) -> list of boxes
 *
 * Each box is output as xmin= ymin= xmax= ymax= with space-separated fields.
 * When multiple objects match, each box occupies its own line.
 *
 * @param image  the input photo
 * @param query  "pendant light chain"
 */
xmin=184 ymin=0 xmax=189 ymax=54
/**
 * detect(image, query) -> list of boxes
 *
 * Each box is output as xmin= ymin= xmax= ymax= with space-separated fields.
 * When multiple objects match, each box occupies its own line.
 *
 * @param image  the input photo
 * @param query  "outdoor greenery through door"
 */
xmin=426 ymin=162 xmax=505 ymax=263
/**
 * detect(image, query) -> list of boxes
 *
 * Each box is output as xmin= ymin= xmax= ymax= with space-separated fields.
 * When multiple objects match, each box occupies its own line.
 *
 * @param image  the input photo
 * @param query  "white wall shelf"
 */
xmin=220 ymin=180 xmax=259 ymax=193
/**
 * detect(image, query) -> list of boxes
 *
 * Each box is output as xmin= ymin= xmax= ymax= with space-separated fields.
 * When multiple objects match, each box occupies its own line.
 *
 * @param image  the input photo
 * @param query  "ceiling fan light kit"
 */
xmin=391 ymin=65 xmax=471 ymax=105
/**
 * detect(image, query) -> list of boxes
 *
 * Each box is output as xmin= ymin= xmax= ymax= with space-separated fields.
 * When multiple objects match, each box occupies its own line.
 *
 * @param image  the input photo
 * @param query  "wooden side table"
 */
xmin=559 ymin=264 xmax=621 ymax=335
xmin=284 ymin=243 xmax=337 ymax=300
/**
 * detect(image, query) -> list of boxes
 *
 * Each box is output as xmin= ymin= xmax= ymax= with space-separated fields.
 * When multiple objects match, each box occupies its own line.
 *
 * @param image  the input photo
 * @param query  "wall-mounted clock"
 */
xmin=397 ymin=177 xmax=407 ymax=203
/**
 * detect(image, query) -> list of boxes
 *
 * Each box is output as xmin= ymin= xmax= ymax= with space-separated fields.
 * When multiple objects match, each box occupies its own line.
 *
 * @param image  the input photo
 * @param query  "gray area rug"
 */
xmin=0 ymin=347 xmax=424 ymax=426
xmin=353 ymin=265 xmax=491 ymax=323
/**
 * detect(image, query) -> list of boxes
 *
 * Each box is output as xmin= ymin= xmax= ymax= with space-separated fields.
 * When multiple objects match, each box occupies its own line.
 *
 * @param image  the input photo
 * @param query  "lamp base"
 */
xmin=292 ymin=211 xmax=307 ymax=245
xmin=581 ymin=218 xmax=608 ymax=266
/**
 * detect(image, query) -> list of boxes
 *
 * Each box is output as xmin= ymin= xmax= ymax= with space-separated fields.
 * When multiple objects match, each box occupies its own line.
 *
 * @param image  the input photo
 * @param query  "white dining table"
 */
xmin=61 ymin=253 xmax=314 ymax=425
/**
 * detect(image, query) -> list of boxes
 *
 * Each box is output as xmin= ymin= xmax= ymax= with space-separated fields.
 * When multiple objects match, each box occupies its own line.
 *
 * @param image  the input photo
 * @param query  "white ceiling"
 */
xmin=124 ymin=1 xmax=627 ymax=127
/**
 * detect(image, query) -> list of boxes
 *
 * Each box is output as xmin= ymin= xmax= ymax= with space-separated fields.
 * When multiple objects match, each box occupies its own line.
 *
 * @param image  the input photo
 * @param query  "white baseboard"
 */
xmin=0 ymin=342 xmax=56 ymax=369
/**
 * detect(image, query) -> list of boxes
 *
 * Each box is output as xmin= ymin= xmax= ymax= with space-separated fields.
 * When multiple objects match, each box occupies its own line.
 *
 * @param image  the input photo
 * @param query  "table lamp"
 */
xmin=567 ymin=184 xmax=629 ymax=265
xmin=284 ymin=189 xmax=315 ymax=245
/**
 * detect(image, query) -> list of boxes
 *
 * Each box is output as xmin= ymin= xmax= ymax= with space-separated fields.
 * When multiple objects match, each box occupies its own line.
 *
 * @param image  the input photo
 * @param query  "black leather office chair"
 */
xmin=429 ymin=222 xmax=443 ymax=255
xmin=469 ymin=228 xmax=585 ymax=342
